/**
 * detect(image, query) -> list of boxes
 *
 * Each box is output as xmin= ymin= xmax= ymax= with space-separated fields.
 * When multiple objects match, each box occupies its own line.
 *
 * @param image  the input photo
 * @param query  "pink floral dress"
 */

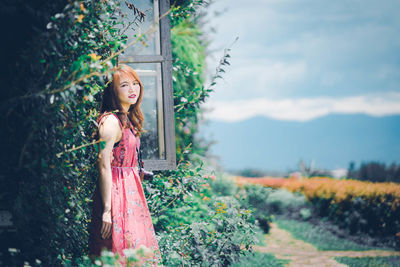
xmin=88 ymin=112 xmax=161 ymax=266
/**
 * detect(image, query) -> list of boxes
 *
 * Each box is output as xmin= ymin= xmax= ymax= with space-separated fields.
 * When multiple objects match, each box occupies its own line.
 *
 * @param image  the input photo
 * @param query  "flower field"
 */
xmin=235 ymin=176 xmax=400 ymax=240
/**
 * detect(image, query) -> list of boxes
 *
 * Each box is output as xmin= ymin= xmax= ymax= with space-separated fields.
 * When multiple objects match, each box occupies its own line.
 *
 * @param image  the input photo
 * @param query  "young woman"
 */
xmin=88 ymin=64 xmax=161 ymax=266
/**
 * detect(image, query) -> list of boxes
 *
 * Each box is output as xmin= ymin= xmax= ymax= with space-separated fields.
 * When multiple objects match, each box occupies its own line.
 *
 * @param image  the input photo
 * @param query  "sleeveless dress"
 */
xmin=88 ymin=112 xmax=161 ymax=266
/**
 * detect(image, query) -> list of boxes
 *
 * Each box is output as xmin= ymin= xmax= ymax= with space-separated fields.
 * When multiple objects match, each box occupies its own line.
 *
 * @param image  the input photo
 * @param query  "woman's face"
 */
xmin=115 ymin=74 xmax=141 ymax=107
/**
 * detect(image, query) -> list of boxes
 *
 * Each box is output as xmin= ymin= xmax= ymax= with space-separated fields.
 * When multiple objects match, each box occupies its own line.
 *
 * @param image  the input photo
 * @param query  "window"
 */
xmin=119 ymin=0 xmax=176 ymax=170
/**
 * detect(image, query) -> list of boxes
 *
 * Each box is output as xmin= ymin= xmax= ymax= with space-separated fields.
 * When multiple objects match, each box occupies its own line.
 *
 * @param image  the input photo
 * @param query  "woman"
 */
xmin=88 ymin=64 xmax=161 ymax=266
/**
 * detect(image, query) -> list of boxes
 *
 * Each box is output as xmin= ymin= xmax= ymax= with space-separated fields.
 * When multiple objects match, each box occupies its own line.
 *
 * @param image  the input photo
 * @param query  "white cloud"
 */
xmin=205 ymin=0 xmax=400 ymax=102
xmin=202 ymin=92 xmax=400 ymax=122
xmin=206 ymin=59 xmax=307 ymax=101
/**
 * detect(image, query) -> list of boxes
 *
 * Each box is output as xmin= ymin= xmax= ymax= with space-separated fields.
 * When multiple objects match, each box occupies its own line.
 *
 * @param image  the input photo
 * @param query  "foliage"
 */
xmin=171 ymin=18 xmax=208 ymax=160
xmin=299 ymin=208 xmax=312 ymax=221
xmin=145 ymin=167 xmax=258 ymax=266
xmin=238 ymin=185 xmax=274 ymax=233
xmin=1 ymin=0 xmax=258 ymax=266
xmin=335 ymin=256 xmax=400 ymax=267
xmin=236 ymin=175 xmax=400 ymax=239
xmin=275 ymin=218 xmax=384 ymax=251
xmin=232 ymin=168 xmax=271 ymax=178
xmin=235 ymin=176 xmax=293 ymax=189
xmin=1 ymin=0 xmax=142 ymax=265
xmin=62 ymin=246 xmax=159 ymax=267
xmin=158 ymin=195 xmax=257 ymax=266
xmin=298 ymin=160 xmax=332 ymax=178
xmin=348 ymin=161 xmax=400 ymax=183
xmin=264 ymin=189 xmax=307 ymax=215
xmin=210 ymin=173 xmax=238 ymax=196
xmin=284 ymin=177 xmax=400 ymax=239
xmin=170 ymin=20 xmax=231 ymax=161
xmin=230 ymin=251 xmax=290 ymax=267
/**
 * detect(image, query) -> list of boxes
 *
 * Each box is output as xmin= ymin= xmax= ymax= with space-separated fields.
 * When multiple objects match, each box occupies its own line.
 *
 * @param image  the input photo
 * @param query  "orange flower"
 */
xmin=76 ymin=14 xmax=84 ymax=23
xmin=88 ymin=53 xmax=101 ymax=61
xmin=80 ymin=3 xmax=86 ymax=12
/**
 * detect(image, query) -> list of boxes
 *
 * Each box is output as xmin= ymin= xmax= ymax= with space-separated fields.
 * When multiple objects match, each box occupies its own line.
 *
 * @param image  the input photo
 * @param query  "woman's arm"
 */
xmin=96 ymin=114 xmax=121 ymax=239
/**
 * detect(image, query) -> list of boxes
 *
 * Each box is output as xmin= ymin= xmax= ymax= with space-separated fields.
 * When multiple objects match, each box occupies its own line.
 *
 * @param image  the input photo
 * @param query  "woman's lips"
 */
xmin=129 ymin=94 xmax=136 ymax=98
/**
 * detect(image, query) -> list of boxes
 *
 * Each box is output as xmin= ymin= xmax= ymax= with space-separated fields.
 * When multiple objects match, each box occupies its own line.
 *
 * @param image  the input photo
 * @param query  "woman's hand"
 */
xmin=101 ymin=210 xmax=112 ymax=239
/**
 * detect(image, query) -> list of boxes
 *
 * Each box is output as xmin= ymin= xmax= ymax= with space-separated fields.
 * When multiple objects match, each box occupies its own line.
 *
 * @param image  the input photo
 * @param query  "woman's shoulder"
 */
xmin=97 ymin=111 xmax=123 ymax=131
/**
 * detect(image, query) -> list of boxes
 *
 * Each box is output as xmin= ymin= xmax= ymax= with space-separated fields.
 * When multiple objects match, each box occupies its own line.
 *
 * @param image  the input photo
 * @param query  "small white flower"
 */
xmin=100 ymin=250 xmax=114 ymax=257
xmin=122 ymin=248 xmax=137 ymax=258
xmin=54 ymin=13 xmax=64 ymax=19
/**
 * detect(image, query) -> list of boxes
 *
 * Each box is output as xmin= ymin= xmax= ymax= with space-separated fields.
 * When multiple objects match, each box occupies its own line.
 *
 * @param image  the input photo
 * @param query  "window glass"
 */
xmin=120 ymin=0 xmax=161 ymax=56
xmin=127 ymin=62 xmax=165 ymax=160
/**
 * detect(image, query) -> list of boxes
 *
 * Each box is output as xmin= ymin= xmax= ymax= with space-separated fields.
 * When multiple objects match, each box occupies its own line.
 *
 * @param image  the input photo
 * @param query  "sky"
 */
xmin=202 ymin=0 xmax=400 ymax=122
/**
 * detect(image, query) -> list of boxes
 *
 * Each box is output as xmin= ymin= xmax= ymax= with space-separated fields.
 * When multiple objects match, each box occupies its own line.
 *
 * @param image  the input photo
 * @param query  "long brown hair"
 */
xmin=98 ymin=64 xmax=144 ymax=136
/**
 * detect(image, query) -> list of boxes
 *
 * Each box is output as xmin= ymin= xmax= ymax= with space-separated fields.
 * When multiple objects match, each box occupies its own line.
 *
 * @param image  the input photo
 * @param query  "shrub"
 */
xmin=210 ymin=173 xmax=238 ymax=196
xmin=348 ymin=161 xmax=400 ymax=183
xmin=265 ymin=189 xmax=307 ymax=215
xmin=299 ymin=208 xmax=311 ymax=221
xmin=158 ymin=195 xmax=258 ymax=266
xmin=285 ymin=177 xmax=400 ymax=238
xmin=237 ymin=184 xmax=274 ymax=233
xmin=235 ymin=176 xmax=291 ymax=188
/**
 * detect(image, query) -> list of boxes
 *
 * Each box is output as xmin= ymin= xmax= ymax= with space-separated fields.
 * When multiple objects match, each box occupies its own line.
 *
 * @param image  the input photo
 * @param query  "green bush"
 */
xmin=299 ymin=208 xmax=311 ymax=221
xmin=237 ymin=184 xmax=274 ymax=233
xmin=265 ymin=188 xmax=307 ymax=215
xmin=210 ymin=173 xmax=238 ymax=196
xmin=158 ymin=195 xmax=257 ymax=266
xmin=231 ymin=251 xmax=290 ymax=267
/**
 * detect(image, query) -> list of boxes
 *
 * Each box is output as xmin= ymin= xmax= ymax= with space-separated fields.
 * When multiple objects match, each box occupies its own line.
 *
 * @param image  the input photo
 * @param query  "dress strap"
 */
xmin=128 ymin=120 xmax=137 ymax=135
xmin=97 ymin=111 xmax=124 ymax=130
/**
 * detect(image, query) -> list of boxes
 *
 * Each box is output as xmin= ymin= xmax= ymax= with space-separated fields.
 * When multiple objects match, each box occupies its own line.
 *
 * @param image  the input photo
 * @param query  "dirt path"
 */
xmin=252 ymin=222 xmax=400 ymax=267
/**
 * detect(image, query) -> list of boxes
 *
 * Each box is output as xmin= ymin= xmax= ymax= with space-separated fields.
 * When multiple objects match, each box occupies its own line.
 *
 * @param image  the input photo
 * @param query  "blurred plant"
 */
xmin=235 ymin=176 xmax=290 ymax=188
xmin=299 ymin=160 xmax=331 ymax=178
xmin=232 ymin=168 xmax=269 ymax=178
xmin=237 ymin=184 xmax=274 ymax=233
xmin=299 ymin=208 xmax=311 ymax=221
xmin=285 ymin=177 xmax=400 ymax=238
xmin=347 ymin=161 xmax=400 ymax=183
xmin=265 ymin=189 xmax=307 ymax=215
xmin=209 ymin=173 xmax=238 ymax=196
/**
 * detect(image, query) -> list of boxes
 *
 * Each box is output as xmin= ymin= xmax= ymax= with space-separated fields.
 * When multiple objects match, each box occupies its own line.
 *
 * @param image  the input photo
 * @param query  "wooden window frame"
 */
xmin=120 ymin=0 xmax=176 ymax=171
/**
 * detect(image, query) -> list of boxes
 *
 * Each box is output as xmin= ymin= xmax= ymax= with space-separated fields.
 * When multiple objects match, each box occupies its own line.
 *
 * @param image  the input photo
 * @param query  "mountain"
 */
xmin=198 ymin=114 xmax=400 ymax=172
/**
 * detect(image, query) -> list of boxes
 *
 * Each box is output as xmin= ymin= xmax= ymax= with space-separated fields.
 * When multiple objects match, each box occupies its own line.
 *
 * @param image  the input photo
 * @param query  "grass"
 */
xmin=274 ymin=216 xmax=392 ymax=251
xmin=252 ymin=225 xmax=268 ymax=246
xmin=334 ymin=256 xmax=400 ymax=267
xmin=231 ymin=251 xmax=290 ymax=267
